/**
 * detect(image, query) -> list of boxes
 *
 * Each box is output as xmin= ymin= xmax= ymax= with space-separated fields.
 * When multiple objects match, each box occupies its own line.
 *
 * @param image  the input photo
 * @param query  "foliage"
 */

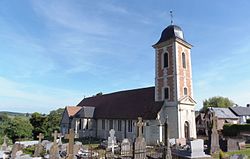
xmin=201 ymin=96 xmax=234 ymax=112
xmin=219 ymin=150 xmax=229 ymax=159
xmin=5 ymin=116 xmax=33 ymax=143
xmin=223 ymin=124 xmax=250 ymax=137
xmin=43 ymin=108 xmax=64 ymax=138
xmin=23 ymin=146 xmax=35 ymax=155
xmin=246 ymin=119 xmax=250 ymax=124
xmin=29 ymin=112 xmax=47 ymax=139
xmin=0 ymin=113 xmax=11 ymax=135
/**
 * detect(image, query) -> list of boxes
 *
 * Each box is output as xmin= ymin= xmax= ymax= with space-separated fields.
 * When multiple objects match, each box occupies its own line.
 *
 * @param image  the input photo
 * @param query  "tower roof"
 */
xmin=154 ymin=24 xmax=184 ymax=45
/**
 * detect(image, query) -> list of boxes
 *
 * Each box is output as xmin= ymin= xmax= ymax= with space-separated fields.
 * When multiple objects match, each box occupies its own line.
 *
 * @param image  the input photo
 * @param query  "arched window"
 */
xmin=182 ymin=52 xmax=186 ymax=68
xmin=184 ymin=87 xmax=188 ymax=96
xmin=184 ymin=121 xmax=190 ymax=139
xmin=163 ymin=52 xmax=169 ymax=68
xmin=164 ymin=87 xmax=170 ymax=100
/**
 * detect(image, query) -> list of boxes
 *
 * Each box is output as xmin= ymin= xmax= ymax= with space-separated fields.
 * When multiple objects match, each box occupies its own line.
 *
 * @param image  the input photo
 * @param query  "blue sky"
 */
xmin=0 ymin=0 xmax=250 ymax=113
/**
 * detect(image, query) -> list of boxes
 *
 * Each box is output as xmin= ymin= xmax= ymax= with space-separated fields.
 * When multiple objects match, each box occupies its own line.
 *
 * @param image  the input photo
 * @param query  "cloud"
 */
xmin=31 ymin=0 xmax=111 ymax=36
xmin=0 ymin=76 xmax=82 ymax=113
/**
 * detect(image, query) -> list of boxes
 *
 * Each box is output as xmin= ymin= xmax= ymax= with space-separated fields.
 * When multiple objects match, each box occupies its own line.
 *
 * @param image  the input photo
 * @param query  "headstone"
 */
xmin=107 ymin=129 xmax=117 ymax=154
xmin=1 ymin=135 xmax=8 ymax=151
xmin=65 ymin=129 xmax=75 ymax=159
xmin=121 ymin=139 xmax=132 ymax=158
xmin=49 ymin=130 xmax=60 ymax=159
xmin=230 ymin=154 xmax=248 ymax=159
xmin=238 ymin=141 xmax=246 ymax=150
xmin=210 ymin=113 xmax=220 ymax=154
xmin=163 ymin=117 xmax=171 ymax=159
xmin=227 ymin=138 xmax=239 ymax=152
xmin=57 ymin=134 xmax=63 ymax=146
xmin=175 ymin=138 xmax=186 ymax=147
xmin=34 ymin=133 xmax=44 ymax=157
xmin=188 ymin=139 xmax=206 ymax=158
xmin=134 ymin=117 xmax=146 ymax=159
xmin=11 ymin=143 xmax=22 ymax=159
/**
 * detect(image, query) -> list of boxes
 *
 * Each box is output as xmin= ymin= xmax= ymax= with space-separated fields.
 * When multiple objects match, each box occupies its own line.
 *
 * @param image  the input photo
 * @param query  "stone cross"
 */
xmin=58 ymin=133 xmax=63 ymax=146
xmin=37 ymin=133 xmax=44 ymax=143
xmin=164 ymin=116 xmax=172 ymax=159
xmin=65 ymin=129 xmax=75 ymax=159
xmin=108 ymin=129 xmax=116 ymax=154
xmin=136 ymin=117 xmax=145 ymax=138
xmin=34 ymin=133 xmax=44 ymax=157
xmin=52 ymin=130 xmax=59 ymax=144
xmin=1 ymin=135 xmax=7 ymax=151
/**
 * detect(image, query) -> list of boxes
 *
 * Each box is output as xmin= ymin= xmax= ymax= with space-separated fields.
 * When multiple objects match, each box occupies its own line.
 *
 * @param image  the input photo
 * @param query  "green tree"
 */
xmin=0 ymin=113 xmax=11 ymax=140
xmin=5 ymin=117 xmax=33 ymax=143
xmin=44 ymin=108 xmax=64 ymax=138
xmin=29 ymin=112 xmax=47 ymax=139
xmin=201 ymin=96 xmax=234 ymax=112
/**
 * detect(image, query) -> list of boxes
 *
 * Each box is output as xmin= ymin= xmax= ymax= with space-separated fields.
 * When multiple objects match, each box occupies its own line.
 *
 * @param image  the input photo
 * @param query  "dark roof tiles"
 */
xmin=77 ymin=87 xmax=163 ymax=120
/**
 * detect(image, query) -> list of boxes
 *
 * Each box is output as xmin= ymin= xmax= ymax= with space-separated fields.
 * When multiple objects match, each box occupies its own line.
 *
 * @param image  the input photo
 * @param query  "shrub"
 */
xmin=246 ymin=119 xmax=250 ymax=124
xmin=223 ymin=124 xmax=250 ymax=137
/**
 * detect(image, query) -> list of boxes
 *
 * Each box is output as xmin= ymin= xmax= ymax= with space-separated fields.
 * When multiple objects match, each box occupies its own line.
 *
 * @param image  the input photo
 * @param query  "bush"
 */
xmin=246 ymin=119 xmax=250 ymax=124
xmin=223 ymin=124 xmax=250 ymax=137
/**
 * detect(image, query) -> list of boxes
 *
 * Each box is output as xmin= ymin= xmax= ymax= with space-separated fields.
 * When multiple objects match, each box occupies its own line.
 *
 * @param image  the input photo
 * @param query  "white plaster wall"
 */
xmin=178 ymin=104 xmax=197 ymax=138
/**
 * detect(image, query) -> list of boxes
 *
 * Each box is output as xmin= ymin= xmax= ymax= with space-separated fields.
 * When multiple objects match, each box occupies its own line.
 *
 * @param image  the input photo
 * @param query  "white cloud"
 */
xmin=0 ymin=76 xmax=83 ymax=113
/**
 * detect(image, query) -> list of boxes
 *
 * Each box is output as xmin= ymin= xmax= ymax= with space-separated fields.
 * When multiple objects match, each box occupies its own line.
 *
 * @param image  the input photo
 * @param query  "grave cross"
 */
xmin=65 ymin=129 xmax=75 ymax=159
xmin=1 ymin=135 xmax=8 ymax=151
xmin=136 ymin=117 xmax=145 ymax=138
xmin=52 ymin=130 xmax=59 ymax=144
xmin=109 ymin=129 xmax=116 ymax=154
xmin=37 ymin=133 xmax=44 ymax=143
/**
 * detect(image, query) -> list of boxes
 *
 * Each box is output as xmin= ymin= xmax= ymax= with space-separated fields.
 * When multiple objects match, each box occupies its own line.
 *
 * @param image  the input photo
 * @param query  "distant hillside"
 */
xmin=0 ymin=111 xmax=31 ymax=118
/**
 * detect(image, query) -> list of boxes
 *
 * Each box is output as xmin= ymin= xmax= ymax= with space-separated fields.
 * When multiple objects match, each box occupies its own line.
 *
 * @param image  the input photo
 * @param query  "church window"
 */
xmin=118 ymin=120 xmax=122 ymax=131
xmin=164 ymin=87 xmax=170 ymax=99
xmin=182 ymin=52 xmax=186 ymax=68
xmin=79 ymin=119 xmax=82 ymax=130
xmin=102 ymin=119 xmax=105 ymax=130
xmin=109 ymin=120 xmax=113 ymax=129
xmin=128 ymin=120 xmax=133 ymax=132
xmin=86 ymin=119 xmax=89 ymax=129
xmin=184 ymin=87 xmax=188 ymax=96
xmin=163 ymin=52 xmax=169 ymax=68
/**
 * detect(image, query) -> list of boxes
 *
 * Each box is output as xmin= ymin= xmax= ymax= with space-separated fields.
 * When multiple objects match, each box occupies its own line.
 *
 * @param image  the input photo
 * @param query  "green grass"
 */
xmin=225 ymin=149 xmax=250 ymax=158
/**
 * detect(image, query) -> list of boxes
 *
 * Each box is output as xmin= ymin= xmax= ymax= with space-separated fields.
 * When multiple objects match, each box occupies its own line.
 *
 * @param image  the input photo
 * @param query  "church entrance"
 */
xmin=184 ymin=121 xmax=190 ymax=139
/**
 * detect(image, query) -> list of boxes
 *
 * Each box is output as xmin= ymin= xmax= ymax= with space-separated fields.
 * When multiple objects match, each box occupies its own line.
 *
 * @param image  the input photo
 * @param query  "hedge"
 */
xmin=223 ymin=124 xmax=250 ymax=137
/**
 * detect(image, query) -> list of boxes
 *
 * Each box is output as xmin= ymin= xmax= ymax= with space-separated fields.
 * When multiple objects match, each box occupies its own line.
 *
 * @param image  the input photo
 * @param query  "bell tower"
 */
xmin=153 ymin=24 xmax=197 ymax=139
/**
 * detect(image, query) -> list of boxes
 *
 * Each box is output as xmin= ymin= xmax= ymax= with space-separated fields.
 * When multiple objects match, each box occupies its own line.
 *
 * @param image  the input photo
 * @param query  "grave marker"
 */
xmin=1 ymin=135 xmax=7 ymax=151
xmin=49 ymin=130 xmax=60 ymax=159
xmin=65 ymin=129 xmax=75 ymax=159
xmin=134 ymin=117 xmax=146 ymax=159
xmin=34 ymin=133 xmax=44 ymax=157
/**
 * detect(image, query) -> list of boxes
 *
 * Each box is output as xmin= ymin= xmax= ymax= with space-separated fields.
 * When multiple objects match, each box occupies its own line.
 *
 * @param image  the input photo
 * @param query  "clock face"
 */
xmin=174 ymin=29 xmax=184 ymax=39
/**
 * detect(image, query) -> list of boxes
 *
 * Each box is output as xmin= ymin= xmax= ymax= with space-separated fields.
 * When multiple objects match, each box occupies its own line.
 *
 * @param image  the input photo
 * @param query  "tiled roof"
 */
xmin=66 ymin=106 xmax=82 ymax=117
xmin=209 ymin=107 xmax=238 ymax=119
xmin=77 ymin=87 xmax=163 ymax=120
xmin=230 ymin=106 xmax=250 ymax=116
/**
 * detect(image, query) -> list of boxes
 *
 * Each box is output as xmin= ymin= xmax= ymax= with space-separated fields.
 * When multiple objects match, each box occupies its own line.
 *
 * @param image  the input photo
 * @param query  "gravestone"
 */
xmin=210 ymin=113 xmax=220 ymax=154
xmin=34 ymin=133 xmax=44 ymax=157
xmin=49 ymin=130 xmax=60 ymax=159
xmin=163 ymin=116 xmax=171 ymax=159
xmin=121 ymin=138 xmax=132 ymax=158
xmin=188 ymin=139 xmax=206 ymax=158
xmin=1 ymin=135 xmax=8 ymax=151
xmin=10 ymin=143 xmax=22 ymax=159
xmin=134 ymin=117 xmax=146 ymax=159
xmin=107 ymin=129 xmax=117 ymax=154
xmin=65 ymin=129 xmax=75 ymax=159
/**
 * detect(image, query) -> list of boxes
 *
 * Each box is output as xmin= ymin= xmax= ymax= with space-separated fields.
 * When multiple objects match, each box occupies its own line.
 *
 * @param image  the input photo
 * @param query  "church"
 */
xmin=60 ymin=23 xmax=197 ymax=145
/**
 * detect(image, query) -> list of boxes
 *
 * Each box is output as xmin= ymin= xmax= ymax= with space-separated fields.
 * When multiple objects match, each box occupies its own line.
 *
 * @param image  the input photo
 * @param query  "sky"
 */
xmin=0 ymin=0 xmax=250 ymax=113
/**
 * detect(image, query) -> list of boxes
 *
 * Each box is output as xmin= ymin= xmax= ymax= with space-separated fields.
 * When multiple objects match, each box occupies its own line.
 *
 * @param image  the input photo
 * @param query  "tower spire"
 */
xmin=170 ymin=10 xmax=173 ymax=25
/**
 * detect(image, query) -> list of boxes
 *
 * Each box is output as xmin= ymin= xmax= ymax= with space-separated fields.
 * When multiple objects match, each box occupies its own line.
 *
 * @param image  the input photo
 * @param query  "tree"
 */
xmin=43 ymin=108 xmax=64 ymax=138
xmin=201 ymin=96 xmax=234 ymax=112
xmin=5 ymin=117 xmax=33 ymax=143
xmin=29 ymin=112 xmax=46 ymax=139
